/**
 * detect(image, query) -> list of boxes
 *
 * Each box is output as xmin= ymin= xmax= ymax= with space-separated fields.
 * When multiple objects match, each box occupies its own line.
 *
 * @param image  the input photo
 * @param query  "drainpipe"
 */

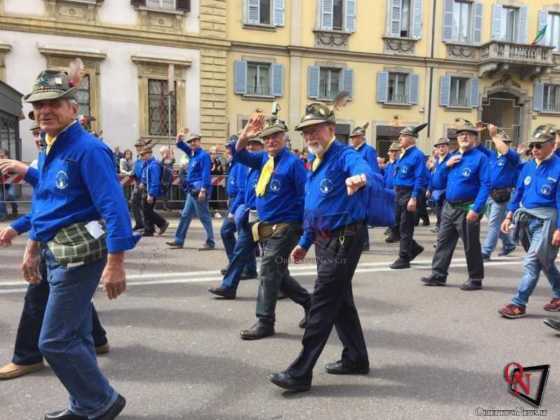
xmin=427 ymin=0 xmax=437 ymax=139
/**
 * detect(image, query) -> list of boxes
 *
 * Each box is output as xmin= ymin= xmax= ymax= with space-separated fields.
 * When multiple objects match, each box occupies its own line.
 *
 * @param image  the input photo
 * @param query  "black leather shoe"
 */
xmin=498 ymin=247 xmax=516 ymax=257
xmin=421 ymin=275 xmax=446 ymax=286
xmin=240 ymin=271 xmax=258 ymax=280
xmin=240 ymin=322 xmax=274 ymax=340
xmin=460 ymin=279 xmax=482 ymax=291
xmin=158 ymin=221 xmax=170 ymax=236
xmin=410 ymin=245 xmax=424 ymax=261
xmin=385 ymin=235 xmax=400 ymax=243
xmin=325 ymin=360 xmax=369 ymax=375
xmin=94 ymin=394 xmax=126 ymax=420
xmin=208 ymin=286 xmax=236 ymax=299
xmin=298 ymin=305 xmax=310 ymax=329
xmin=269 ymin=371 xmax=311 ymax=392
xmin=166 ymin=241 xmax=183 ymax=249
xmin=45 ymin=410 xmax=87 ymax=420
xmin=544 ymin=318 xmax=560 ymax=332
xmin=390 ymin=258 xmax=410 ymax=269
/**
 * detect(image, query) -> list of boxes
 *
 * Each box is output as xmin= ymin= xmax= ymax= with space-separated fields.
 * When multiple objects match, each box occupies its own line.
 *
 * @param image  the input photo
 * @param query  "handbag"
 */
xmin=490 ymin=188 xmax=511 ymax=204
xmin=47 ymin=222 xmax=107 ymax=266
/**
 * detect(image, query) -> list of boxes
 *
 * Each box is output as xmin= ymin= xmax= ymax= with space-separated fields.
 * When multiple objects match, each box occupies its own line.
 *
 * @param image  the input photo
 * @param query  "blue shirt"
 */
xmin=394 ymin=146 xmax=428 ymax=198
xmin=299 ymin=141 xmax=378 ymax=250
xmin=488 ymin=149 xmax=521 ymax=189
xmin=133 ymin=158 xmax=144 ymax=180
xmin=355 ymin=142 xmax=380 ymax=174
xmin=509 ymin=155 xmax=560 ymax=228
xmin=176 ymin=141 xmax=212 ymax=192
xmin=227 ymin=161 xmax=248 ymax=213
xmin=443 ymin=147 xmax=490 ymax=214
xmin=243 ymin=167 xmax=260 ymax=210
xmin=29 ymin=121 xmax=138 ymax=253
xmin=141 ymin=157 xmax=162 ymax=197
xmin=234 ymin=147 xmax=306 ymax=224
xmin=383 ymin=161 xmax=397 ymax=189
xmin=430 ymin=154 xmax=452 ymax=191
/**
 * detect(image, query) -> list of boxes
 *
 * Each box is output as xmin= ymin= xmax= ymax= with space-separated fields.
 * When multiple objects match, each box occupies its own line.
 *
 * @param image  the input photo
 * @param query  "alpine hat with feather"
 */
xmin=295 ymin=92 xmax=351 ymax=131
xmin=399 ymin=122 xmax=428 ymax=139
xmin=24 ymin=58 xmax=84 ymax=103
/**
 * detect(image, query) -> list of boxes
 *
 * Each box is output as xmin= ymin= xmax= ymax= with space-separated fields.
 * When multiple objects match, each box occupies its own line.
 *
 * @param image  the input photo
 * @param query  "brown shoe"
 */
xmin=544 ymin=298 xmax=560 ymax=312
xmin=0 ymin=362 xmax=45 ymax=380
xmin=95 ymin=343 xmax=110 ymax=355
xmin=498 ymin=304 xmax=527 ymax=319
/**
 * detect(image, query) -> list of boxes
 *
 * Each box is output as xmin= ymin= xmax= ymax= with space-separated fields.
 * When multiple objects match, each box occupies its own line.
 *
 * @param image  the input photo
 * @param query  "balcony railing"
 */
xmin=479 ymin=41 xmax=555 ymax=66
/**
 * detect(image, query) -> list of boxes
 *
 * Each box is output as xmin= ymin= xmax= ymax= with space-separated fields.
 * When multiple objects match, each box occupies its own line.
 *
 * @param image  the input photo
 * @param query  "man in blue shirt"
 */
xmin=139 ymin=146 xmax=168 ymax=237
xmin=384 ymin=142 xmax=401 ymax=241
xmin=234 ymin=113 xmax=311 ymax=340
xmin=350 ymin=123 xmax=380 ymax=251
xmin=421 ymin=121 xmax=490 ymax=291
xmin=22 ymin=69 xmax=137 ymax=419
xmin=166 ymin=132 xmax=215 ymax=250
xmin=269 ymin=103 xmax=380 ymax=393
xmin=428 ymin=138 xmax=451 ymax=232
xmin=209 ymin=136 xmax=263 ymax=299
xmin=390 ymin=124 xmax=428 ymax=269
xmin=131 ymin=139 xmax=150 ymax=231
xmin=498 ymin=125 xmax=560 ymax=319
xmin=481 ymin=126 xmax=519 ymax=260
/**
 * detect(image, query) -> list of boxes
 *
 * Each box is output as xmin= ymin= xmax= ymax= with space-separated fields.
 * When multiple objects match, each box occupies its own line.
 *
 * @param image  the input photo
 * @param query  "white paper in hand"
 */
xmin=85 ymin=221 xmax=105 ymax=239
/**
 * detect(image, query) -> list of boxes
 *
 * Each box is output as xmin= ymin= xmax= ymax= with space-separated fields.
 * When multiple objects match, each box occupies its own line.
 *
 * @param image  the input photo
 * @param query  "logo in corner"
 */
xmin=503 ymin=362 xmax=549 ymax=407
xmin=55 ymin=170 xmax=69 ymax=190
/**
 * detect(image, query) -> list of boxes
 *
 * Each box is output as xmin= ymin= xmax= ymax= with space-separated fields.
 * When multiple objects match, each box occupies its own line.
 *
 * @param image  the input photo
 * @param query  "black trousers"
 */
xmin=130 ymin=185 xmax=145 ymax=228
xmin=12 ymin=261 xmax=107 ymax=366
xmin=142 ymin=196 xmax=167 ymax=234
xmin=287 ymin=223 xmax=369 ymax=380
xmin=415 ymin=193 xmax=429 ymax=224
xmin=431 ymin=202 xmax=484 ymax=280
xmin=396 ymin=188 xmax=422 ymax=260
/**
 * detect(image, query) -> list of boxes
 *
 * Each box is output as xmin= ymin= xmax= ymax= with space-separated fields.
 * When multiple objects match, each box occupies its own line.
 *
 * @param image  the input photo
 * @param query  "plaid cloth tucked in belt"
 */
xmin=47 ymin=222 xmax=107 ymax=266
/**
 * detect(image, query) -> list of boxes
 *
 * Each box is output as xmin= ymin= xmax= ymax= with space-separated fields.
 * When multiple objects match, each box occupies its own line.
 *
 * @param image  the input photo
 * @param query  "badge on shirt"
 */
xmin=541 ymin=184 xmax=552 ymax=196
xmin=524 ymin=176 xmax=532 ymax=186
xmin=497 ymin=159 xmax=505 ymax=167
xmin=55 ymin=170 xmax=69 ymax=190
xmin=270 ymin=179 xmax=281 ymax=193
xmin=320 ymin=178 xmax=334 ymax=195
xmin=400 ymin=166 xmax=409 ymax=175
xmin=461 ymin=168 xmax=472 ymax=178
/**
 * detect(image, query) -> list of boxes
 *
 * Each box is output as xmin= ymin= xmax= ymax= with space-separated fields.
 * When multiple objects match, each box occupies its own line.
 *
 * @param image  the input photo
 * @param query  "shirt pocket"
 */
xmin=48 ymin=159 xmax=81 ymax=196
xmin=535 ymin=178 xmax=557 ymax=199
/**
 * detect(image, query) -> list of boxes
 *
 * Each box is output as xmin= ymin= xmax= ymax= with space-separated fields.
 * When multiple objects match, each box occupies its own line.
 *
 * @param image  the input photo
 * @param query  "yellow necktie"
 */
xmin=255 ymin=155 xmax=274 ymax=197
xmin=45 ymin=134 xmax=58 ymax=154
xmin=312 ymin=138 xmax=336 ymax=172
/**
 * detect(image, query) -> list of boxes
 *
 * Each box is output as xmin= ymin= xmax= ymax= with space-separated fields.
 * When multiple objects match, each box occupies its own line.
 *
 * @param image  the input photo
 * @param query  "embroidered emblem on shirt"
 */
xmin=269 ymin=179 xmax=281 ymax=193
xmin=400 ymin=166 xmax=409 ymax=175
xmin=462 ymin=168 xmax=472 ymax=177
xmin=524 ymin=176 xmax=532 ymax=186
xmin=55 ymin=170 xmax=69 ymax=190
xmin=497 ymin=160 xmax=505 ymax=167
xmin=541 ymin=185 xmax=552 ymax=196
xmin=319 ymin=178 xmax=334 ymax=195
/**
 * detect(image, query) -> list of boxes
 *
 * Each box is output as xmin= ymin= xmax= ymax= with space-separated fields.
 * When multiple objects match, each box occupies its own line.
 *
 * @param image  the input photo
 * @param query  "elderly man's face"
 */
xmin=399 ymin=134 xmax=415 ymax=149
xmin=32 ymin=99 xmax=77 ymax=136
xmin=302 ymin=123 xmax=334 ymax=156
xmin=189 ymin=138 xmax=201 ymax=150
xmin=247 ymin=141 xmax=263 ymax=152
xmin=436 ymin=144 xmax=449 ymax=157
xmin=530 ymin=140 xmax=555 ymax=161
xmin=262 ymin=131 xmax=286 ymax=156
xmin=350 ymin=134 xmax=364 ymax=148
xmin=457 ymin=131 xmax=477 ymax=151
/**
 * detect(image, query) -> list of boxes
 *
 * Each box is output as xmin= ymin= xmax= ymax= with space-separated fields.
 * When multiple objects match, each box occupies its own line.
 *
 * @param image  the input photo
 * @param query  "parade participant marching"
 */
xmin=139 ymin=146 xmax=169 ymax=237
xmin=384 ymin=142 xmax=401 ymax=241
xmin=22 ymin=64 xmax=138 ymax=419
xmin=428 ymin=138 xmax=451 ymax=232
xmin=130 ymin=138 xmax=151 ymax=231
xmin=167 ymin=131 xmax=215 ymax=250
xmin=269 ymin=100 xmax=381 ymax=392
xmin=208 ymin=136 xmax=263 ymax=299
xmin=389 ymin=124 xmax=428 ymax=269
xmin=349 ymin=123 xmax=380 ymax=251
xmin=481 ymin=125 xmax=519 ymax=260
xmin=498 ymin=125 xmax=560 ymax=319
xmin=421 ymin=121 xmax=490 ymax=291
xmin=234 ymin=108 xmax=311 ymax=340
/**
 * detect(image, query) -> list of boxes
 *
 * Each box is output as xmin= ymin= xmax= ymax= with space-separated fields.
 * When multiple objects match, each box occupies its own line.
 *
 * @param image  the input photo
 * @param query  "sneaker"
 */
xmin=543 ymin=298 xmax=560 ymax=312
xmin=498 ymin=304 xmax=527 ymax=319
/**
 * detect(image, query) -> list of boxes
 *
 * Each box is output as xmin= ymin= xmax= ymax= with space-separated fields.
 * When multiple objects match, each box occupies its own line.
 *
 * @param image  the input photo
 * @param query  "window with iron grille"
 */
xmin=543 ymin=84 xmax=560 ymax=113
xmin=146 ymin=0 xmax=176 ymax=10
xmin=247 ymin=62 xmax=271 ymax=96
xmin=319 ymin=67 xmax=341 ymax=100
xmin=76 ymin=74 xmax=91 ymax=118
xmin=148 ymin=79 xmax=177 ymax=137
xmin=450 ymin=77 xmax=469 ymax=107
xmin=388 ymin=72 xmax=409 ymax=104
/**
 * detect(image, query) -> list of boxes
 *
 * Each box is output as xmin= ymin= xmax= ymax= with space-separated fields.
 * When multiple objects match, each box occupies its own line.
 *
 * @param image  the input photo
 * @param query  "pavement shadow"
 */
xmin=363 ymin=329 xmax=473 ymax=355
xmin=353 ymin=296 xmax=408 ymax=316
xmin=124 ymin=283 xmax=214 ymax=299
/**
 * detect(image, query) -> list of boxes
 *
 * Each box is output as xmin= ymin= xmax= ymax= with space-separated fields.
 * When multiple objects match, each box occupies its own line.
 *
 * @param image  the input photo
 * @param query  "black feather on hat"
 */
xmin=400 ymin=122 xmax=428 ymax=138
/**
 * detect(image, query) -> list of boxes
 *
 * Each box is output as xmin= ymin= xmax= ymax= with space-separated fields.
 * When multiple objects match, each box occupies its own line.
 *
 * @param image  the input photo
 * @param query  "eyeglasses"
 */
xmin=528 ymin=142 xmax=548 ymax=150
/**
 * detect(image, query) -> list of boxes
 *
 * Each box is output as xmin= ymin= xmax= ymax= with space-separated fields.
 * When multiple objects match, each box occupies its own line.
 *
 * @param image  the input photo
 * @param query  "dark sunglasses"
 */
xmin=528 ymin=142 xmax=550 ymax=150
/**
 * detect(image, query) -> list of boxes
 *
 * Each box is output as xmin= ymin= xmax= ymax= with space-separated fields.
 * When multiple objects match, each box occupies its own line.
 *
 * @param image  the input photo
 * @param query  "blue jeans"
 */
xmin=174 ymin=193 xmax=215 ymax=246
xmin=512 ymin=217 xmax=560 ymax=307
xmin=221 ymin=221 xmax=257 ymax=291
xmin=39 ymin=248 xmax=117 ymax=418
xmin=221 ymin=216 xmax=237 ymax=262
xmin=482 ymin=198 xmax=516 ymax=256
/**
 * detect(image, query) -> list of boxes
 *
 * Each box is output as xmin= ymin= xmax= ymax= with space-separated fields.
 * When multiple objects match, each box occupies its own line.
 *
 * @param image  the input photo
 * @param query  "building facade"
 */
xmin=0 ymin=0 xmax=228 ymax=160
xmin=227 ymin=0 xmax=560 ymax=155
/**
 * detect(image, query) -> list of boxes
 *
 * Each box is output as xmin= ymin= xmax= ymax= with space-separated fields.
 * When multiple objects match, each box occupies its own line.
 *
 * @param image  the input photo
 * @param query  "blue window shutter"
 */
xmin=472 ymin=2 xmax=483 ymax=44
xmin=442 ymin=0 xmax=454 ymax=42
xmin=491 ymin=4 xmax=503 ymax=41
xmin=440 ymin=75 xmax=451 ymax=107
xmin=345 ymin=0 xmax=356 ymax=32
xmin=538 ymin=10 xmax=549 ymax=46
xmin=388 ymin=0 xmax=401 ymax=37
xmin=308 ymin=66 xmax=320 ymax=99
xmin=412 ymin=0 xmax=423 ymax=39
xmin=534 ymin=82 xmax=544 ymax=112
xmin=247 ymin=0 xmax=259 ymax=24
xmin=271 ymin=64 xmax=284 ymax=97
xmin=273 ymin=0 xmax=285 ymax=26
xmin=341 ymin=68 xmax=354 ymax=97
xmin=234 ymin=60 xmax=247 ymax=95
xmin=517 ymin=6 xmax=528 ymax=44
xmin=408 ymin=74 xmax=419 ymax=105
xmin=376 ymin=72 xmax=389 ymax=103
xmin=321 ymin=0 xmax=334 ymax=30
xmin=469 ymin=78 xmax=480 ymax=108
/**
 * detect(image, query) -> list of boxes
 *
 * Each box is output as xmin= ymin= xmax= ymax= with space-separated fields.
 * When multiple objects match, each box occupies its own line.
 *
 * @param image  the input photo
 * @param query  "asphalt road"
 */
xmin=1 ymin=217 xmax=559 ymax=420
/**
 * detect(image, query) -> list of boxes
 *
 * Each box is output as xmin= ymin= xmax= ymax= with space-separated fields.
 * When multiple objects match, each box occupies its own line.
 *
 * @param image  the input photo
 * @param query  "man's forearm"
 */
xmin=107 ymin=252 xmax=125 ymax=267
